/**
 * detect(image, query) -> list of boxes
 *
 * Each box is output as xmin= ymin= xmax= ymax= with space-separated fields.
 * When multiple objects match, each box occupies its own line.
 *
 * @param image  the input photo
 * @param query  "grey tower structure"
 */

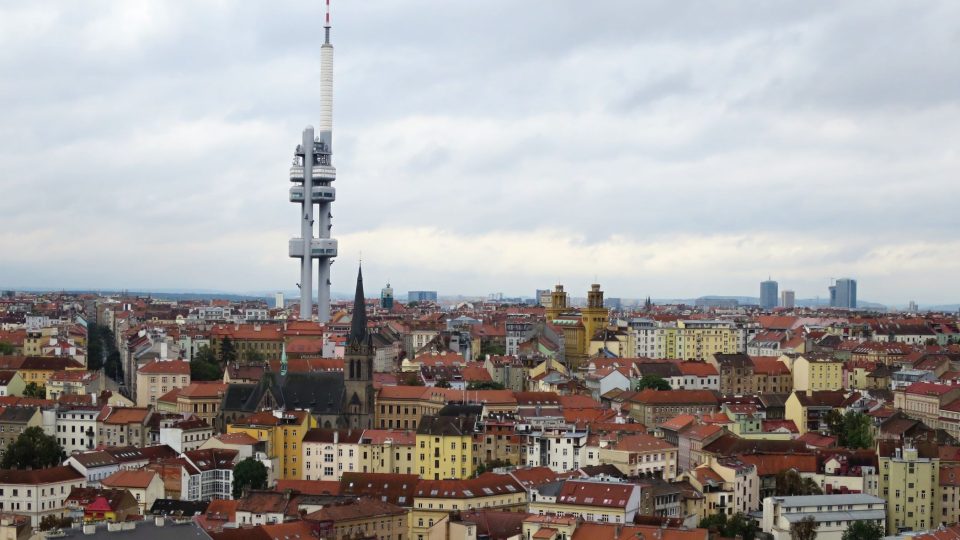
xmin=289 ymin=1 xmax=338 ymax=322
xmin=760 ymin=279 xmax=778 ymax=310
xmin=830 ymin=278 xmax=857 ymax=309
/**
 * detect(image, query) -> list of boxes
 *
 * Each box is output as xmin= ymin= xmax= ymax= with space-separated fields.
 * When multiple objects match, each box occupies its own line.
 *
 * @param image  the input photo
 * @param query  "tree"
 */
xmin=1 ymin=426 xmax=65 ymax=469
xmin=0 ymin=341 xmax=14 ymax=355
xmin=637 ymin=375 xmax=671 ymax=391
xmin=698 ymin=512 xmax=757 ymax=540
xmin=481 ymin=341 xmax=506 ymax=356
xmin=243 ymin=349 xmax=266 ymax=364
xmin=474 ymin=458 xmax=512 ymax=477
xmin=775 ymin=469 xmax=822 ymax=496
xmin=39 ymin=515 xmax=73 ymax=532
xmin=790 ymin=516 xmax=818 ymax=540
xmin=435 ymin=379 xmax=452 ymax=388
xmin=821 ymin=410 xmax=873 ymax=449
xmin=698 ymin=513 xmax=727 ymax=534
xmin=23 ymin=382 xmax=45 ymax=398
xmin=232 ymin=458 xmax=268 ymax=498
xmin=841 ymin=520 xmax=884 ymax=540
xmin=841 ymin=411 xmax=874 ymax=449
xmin=220 ymin=337 xmax=237 ymax=365
xmin=399 ymin=372 xmax=424 ymax=386
xmin=467 ymin=381 xmax=505 ymax=390
xmin=86 ymin=323 xmax=122 ymax=378
xmin=822 ymin=409 xmax=845 ymax=437
xmin=191 ymin=345 xmax=224 ymax=381
xmin=724 ymin=512 xmax=758 ymax=540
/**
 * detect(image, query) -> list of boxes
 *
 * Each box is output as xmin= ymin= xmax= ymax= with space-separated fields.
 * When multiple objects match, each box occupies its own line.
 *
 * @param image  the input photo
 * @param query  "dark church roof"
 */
xmin=227 ymin=371 xmax=345 ymax=416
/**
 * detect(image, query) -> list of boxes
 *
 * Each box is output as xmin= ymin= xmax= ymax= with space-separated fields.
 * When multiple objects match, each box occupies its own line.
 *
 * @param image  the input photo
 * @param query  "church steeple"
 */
xmin=343 ymin=263 xmax=374 ymax=429
xmin=348 ymin=265 xmax=368 ymax=346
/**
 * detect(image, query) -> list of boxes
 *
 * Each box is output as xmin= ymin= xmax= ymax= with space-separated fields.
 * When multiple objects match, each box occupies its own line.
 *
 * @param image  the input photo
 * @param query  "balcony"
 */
xmin=288 ymin=238 xmax=338 ymax=258
xmin=289 ymin=186 xmax=337 ymax=203
xmin=289 ymin=164 xmax=337 ymax=183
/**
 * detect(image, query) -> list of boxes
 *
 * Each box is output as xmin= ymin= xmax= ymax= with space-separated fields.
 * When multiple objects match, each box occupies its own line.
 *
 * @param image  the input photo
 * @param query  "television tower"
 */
xmin=289 ymin=0 xmax=338 ymax=321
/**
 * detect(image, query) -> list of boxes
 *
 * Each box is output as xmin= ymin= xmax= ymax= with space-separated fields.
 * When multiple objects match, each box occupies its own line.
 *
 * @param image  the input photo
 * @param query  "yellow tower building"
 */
xmin=580 ymin=284 xmax=609 ymax=354
xmin=545 ymin=284 xmax=568 ymax=321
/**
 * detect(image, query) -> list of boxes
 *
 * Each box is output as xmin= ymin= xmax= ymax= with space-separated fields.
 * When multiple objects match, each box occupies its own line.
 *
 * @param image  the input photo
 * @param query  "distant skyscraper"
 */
xmin=380 ymin=283 xmax=394 ymax=310
xmin=830 ymin=278 xmax=857 ymax=309
xmin=780 ymin=290 xmax=795 ymax=309
xmin=908 ymin=300 xmax=918 ymax=313
xmin=760 ymin=280 xmax=778 ymax=310
xmin=408 ymin=291 xmax=438 ymax=304
xmin=535 ymin=289 xmax=550 ymax=307
xmin=274 ymin=292 xmax=284 ymax=309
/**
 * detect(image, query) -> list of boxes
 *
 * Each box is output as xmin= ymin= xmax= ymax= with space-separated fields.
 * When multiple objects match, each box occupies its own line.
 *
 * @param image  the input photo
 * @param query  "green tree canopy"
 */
xmin=474 ymin=458 xmax=512 ymax=477
xmin=232 ymin=457 xmax=268 ymax=498
xmin=823 ymin=410 xmax=873 ymax=449
xmin=23 ymin=382 xmax=45 ymax=398
xmin=467 ymin=381 xmax=505 ymax=390
xmin=191 ymin=345 xmax=223 ymax=381
xmin=698 ymin=512 xmax=757 ymax=540
xmin=775 ymin=469 xmax=823 ymax=496
xmin=0 ymin=341 xmax=14 ymax=355
xmin=637 ymin=375 xmax=671 ymax=391
xmin=220 ymin=337 xmax=237 ymax=364
xmin=399 ymin=372 xmax=424 ymax=386
xmin=841 ymin=520 xmax=884 ymax=540
xmin=435 ymin=379 xmax=452 ymax=388
xmin=481 ymin=341 xmax=506 ymax=356
xmin=243 ymin=349 xmax=266 ymax=364
xmin=1 ymin=426 xmax=65 ymax=469
xmin=790 ymin=516 xmax=818 ymax=540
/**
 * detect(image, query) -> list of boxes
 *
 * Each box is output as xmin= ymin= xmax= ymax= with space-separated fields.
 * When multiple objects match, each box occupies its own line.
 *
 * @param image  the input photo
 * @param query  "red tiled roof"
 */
xmin=571 ymin=523 xmax=707 ymax=540
xmin=415 ymin=473 xmax=524 ymax=499
xmin=138 ymin=360 xmax=191 ymax=375
xmin=178 ymin=382 xmax=228 ymax=399
xmin=611 ymin=434 xmax=675 ymax=453
xmin=905 ymin=381 xmax=959 ymax=396
xmin=677 ymin=362 xmax=718 ymax=377
xmin=101 ymin=469 xmax=158 ymax=489
xmin=360 ymin=429 xmax=416 ymax=445
xmin=558 ymin=395 xmax=600 ymax=408
xmin=630 ymin=389 xmax=718 ymax=405
xmin=98 ymin=406 xmax=151 ymax=425
xmin=797 ymin=432 xmax=837 ymax=448
xmin=738 ymin=453 xmax=816 ymax=476
xmin=275 ymin=479 xmax=341 ymax=495
xmin=461 ymin=366 xmax=493 ymax=382
xmin=751 ymin=356 xmax=791 ymax=375
xmin=0 ymin=465 xmax=85 ymax=484
xmin=210 ymin=432 xmax=260 ymax=446
xmin=659 ymin=414 xmax=697 ymax=432
xmin=555 ymin=480 xmax=637 ymax=508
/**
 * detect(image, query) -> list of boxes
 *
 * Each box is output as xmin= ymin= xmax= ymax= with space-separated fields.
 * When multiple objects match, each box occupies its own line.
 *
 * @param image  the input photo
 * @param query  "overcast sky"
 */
xmin=2 ymin=1 xmax=959 ymax=305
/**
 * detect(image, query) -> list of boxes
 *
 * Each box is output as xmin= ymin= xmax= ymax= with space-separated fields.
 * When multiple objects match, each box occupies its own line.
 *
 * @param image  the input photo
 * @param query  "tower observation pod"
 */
xmin=289 ymin=0 xmax=338 ymax=322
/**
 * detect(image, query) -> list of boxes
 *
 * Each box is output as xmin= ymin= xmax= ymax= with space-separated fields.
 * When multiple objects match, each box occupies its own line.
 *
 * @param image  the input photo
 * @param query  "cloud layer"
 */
xmin=2 ymin=1 xmax=959 ymax=304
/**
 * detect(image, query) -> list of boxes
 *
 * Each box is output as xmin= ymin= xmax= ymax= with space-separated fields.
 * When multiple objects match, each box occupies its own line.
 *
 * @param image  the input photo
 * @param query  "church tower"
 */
xmin=545 ymin=284 xmax=568 ymax=321
xmin=580 ymin=283 xmax=609 ymax=355
xmin=343 ymin=265 xmax=374 ymax=429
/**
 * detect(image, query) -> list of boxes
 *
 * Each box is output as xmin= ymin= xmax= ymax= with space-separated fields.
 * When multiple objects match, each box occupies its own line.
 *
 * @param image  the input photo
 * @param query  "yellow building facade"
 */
xmin=227 ymin=409 xmax=316 ymax=480
xmin=879 ymin=445 xmax=938 ymax=534
xmin=412 ymin=475 xmax=526 ymax=540
xmin=415 ymin=416 xmax=476 ymax=480
xmin=786 ymin=353 xmax=844 ymax=392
